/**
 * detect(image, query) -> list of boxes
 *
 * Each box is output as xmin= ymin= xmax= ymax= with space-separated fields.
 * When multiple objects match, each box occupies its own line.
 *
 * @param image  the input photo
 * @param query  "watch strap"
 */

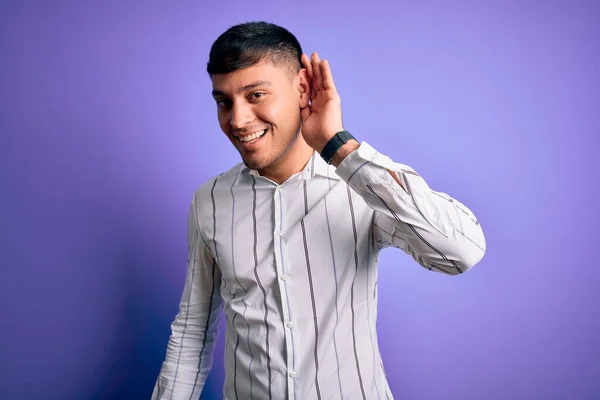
xmin=320 ymin=130 xmax=355 ymax=164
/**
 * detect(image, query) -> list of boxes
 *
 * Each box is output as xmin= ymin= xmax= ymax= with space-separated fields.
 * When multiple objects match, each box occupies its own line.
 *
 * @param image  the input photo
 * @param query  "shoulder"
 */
xmin=191 ymin=162 xmax=244 ymax=215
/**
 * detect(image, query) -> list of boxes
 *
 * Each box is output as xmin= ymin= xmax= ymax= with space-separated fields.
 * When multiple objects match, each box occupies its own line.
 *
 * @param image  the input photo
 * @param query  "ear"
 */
xmin=296 ymin=68 xmax=311 ymax=108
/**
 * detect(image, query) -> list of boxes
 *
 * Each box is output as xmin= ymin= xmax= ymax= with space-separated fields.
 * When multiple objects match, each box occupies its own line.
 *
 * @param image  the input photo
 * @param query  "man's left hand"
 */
xmin=300 ymin=52 xmax=344 ymax=152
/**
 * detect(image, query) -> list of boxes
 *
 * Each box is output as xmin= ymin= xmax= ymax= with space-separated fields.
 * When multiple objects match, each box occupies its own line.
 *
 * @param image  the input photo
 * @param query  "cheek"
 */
xmin=255 ymin=103 xmax=275 ymax=123
xmin=217 ymin=111 xmax=229 ymax=132
xmin=259 ymin=99 xmax=294 ymax=126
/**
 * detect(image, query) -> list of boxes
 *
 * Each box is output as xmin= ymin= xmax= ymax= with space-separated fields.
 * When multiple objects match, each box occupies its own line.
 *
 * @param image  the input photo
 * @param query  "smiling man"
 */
xmin=151 ymin=21 xmax=486 ymax=400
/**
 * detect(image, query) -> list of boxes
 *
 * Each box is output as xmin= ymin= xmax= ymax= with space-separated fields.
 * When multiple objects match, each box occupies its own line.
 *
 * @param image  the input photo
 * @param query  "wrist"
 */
xmin=314 ymin=128 xmax=343 ymax=154
xmin=330 ymin=139 xmax=359 ymax=167
xmin=319 ymin=130 xmax=358 ymax=166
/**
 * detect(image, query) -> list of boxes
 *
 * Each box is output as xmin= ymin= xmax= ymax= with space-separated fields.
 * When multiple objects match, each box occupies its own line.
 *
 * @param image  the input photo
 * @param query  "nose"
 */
xmin=229 ymin=102 xmax=254 ymax=130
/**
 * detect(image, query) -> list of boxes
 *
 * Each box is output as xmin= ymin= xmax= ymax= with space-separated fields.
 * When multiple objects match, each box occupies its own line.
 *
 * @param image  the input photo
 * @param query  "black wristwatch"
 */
xmin=320 ymin=130 xmax=356 ymax=164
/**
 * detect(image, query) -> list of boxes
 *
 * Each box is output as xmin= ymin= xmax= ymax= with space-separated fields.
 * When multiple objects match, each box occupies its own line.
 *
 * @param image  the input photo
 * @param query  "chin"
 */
xmin=241 ymin=154 xmax=272 ymax=172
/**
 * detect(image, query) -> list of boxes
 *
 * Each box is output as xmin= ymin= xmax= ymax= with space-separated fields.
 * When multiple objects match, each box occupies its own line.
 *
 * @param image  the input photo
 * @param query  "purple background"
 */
xmin=1 ymin=1 xmax=599 ymax=399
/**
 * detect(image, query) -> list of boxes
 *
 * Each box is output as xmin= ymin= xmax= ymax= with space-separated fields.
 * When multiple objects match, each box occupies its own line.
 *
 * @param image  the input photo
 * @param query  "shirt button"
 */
xmin=280 ymin=274 xmax=288 ymax=281
xmin=276 ymin=230 xmax=282 ymax=236
xmin=286 ymin=321 xmax=294 ymax=328
xmin=289 ymin=371 xmax=297 ymax=378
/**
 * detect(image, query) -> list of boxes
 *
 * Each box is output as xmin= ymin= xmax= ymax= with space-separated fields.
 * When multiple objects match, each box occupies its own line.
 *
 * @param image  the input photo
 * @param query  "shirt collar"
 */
xmin=234 ymin=151 xmax=341 ymax=186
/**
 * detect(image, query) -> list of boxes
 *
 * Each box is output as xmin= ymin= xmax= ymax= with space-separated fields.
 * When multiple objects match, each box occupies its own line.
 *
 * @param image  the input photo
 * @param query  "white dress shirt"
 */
xmin=151 ymin=141 xmax=486 ymax=400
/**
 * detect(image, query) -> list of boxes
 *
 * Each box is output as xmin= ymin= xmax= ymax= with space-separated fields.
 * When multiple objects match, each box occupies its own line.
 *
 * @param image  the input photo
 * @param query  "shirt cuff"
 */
xmin=335 ymin=141 xmax=414 ymax=197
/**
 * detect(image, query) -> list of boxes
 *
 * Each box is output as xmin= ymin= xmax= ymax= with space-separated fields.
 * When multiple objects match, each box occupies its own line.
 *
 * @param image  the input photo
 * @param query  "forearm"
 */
xmin=152 ymin=305 xmax=221 ymax=399
xmin=152 ymin=198 xmax=224 ymax=399
xmin=334 ymin=141 xmax=486 ymax=274
xmin=331 ymin=139 xmax=410 ymax=192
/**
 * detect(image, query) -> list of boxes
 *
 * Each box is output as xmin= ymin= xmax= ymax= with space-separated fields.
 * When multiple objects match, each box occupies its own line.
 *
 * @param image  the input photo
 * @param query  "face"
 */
xmin=211 ymin=60 xmax=310 ymax=173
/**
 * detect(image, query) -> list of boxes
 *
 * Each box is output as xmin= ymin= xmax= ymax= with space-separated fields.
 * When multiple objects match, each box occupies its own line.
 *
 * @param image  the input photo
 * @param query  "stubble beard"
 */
xmin=242 ymin=121 xmax=302 ymax=172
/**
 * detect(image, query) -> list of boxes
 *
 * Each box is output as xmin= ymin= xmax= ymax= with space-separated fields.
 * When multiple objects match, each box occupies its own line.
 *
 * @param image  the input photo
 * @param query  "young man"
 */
xmin=152 ymin=21 xmax=485 ymax=400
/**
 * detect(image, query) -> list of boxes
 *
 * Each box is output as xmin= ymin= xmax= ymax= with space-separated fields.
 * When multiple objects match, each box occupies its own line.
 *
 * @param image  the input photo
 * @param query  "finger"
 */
xmin=320 ymin=59 xmax=337 ymax=92
xmin=301 ymin=53 xmax=313 ymax=80
xmin=311 ymin=52 xmax=324 ymax=92
xmin=311 ymin=53 xmax=323 ymax=91
xmin=301 ymin=53 xmax=317 ymax=101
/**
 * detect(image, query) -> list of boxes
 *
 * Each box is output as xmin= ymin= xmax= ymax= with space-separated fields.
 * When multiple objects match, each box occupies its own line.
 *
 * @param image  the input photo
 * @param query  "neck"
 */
xmin=258 ymin=134 xmax=315 ymax=185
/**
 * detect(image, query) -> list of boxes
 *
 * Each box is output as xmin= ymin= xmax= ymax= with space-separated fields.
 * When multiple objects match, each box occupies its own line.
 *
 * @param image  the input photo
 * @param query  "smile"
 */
xmin=237 ymin=129 xmax=267 ymax=143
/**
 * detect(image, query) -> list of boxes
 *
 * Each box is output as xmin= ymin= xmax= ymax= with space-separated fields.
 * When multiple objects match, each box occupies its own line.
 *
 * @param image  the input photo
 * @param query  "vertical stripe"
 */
xmin=229 ymin=179 xmax=254 ymax=400
xmin=188 ymin=177 xmax=221 ymax=400
xmin=232 ymin=319 xmax=240 ymax=400
xmin=223 ymin=287 xmax=238 ymax=400
xmin=222 ymin=279 xmax=232 ymax=400
xmin=347 ymin=186 xmax=367 ymax=400
xmin=366 ymin=221 xmax=381 ymax=399
xmin=167 ymin=237 xmax=198 ymax=400
xmin=168 ymin=214 xmax=200 ymax=400
xmin=223 ymin=335 xmax=230 ymax=400
xmin=251 ymin=176 xmax=272 ymax=400
xmin=301 ymin=181 xmax=322 ymax=400
xmin=231 ymin=181 xmax=255 ymax=399
xmin=156 ymin=374 xmax=162 ymax=398
xmin=324 ymin=164 xmax=343 ymax=397
xmin=245 ymin=305 xmax=255 ymax=399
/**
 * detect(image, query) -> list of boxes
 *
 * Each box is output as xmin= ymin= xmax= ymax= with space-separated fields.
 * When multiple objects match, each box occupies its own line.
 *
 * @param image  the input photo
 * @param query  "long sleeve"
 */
xmin=335 ymin=141 xmax=486 ymax=275
xmin=151 ymin=196 xmax=224 ymax=399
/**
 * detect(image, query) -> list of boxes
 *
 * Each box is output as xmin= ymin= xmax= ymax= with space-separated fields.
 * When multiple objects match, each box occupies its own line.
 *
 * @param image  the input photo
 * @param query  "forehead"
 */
xmin=211 ymin=62 xmax=292 ymax=94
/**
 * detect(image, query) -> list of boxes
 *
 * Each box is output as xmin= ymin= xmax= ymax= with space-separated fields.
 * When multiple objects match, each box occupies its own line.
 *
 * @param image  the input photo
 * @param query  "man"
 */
xmin=152 ymin=21 xmax=485 ymax=400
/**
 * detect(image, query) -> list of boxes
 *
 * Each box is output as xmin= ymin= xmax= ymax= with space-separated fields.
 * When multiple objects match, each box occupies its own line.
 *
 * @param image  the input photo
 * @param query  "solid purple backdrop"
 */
xmin=1 ymin=1 xmax=599 ymax=399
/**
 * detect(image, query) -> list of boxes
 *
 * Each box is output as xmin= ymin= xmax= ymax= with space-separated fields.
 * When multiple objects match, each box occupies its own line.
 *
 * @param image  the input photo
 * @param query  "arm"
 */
xmin=334 ymin=139 xmax=486 ymax=275
xmin=298 ymin=52 xmax=485 ymax=274
xmin=151 ymin=195 xmax=224 ymax=399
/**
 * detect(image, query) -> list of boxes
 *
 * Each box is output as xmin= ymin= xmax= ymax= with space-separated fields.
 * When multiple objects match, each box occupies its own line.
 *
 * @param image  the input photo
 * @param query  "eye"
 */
xmin=216 ymin=98 xmax=232 ymax=109
xmin=249 ymin=92 xmax=265 ymax=101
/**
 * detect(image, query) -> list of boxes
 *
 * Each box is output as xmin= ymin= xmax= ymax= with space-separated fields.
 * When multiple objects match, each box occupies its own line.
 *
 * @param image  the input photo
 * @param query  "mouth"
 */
xmin=235 ymin=128 xmax=268 ymax=149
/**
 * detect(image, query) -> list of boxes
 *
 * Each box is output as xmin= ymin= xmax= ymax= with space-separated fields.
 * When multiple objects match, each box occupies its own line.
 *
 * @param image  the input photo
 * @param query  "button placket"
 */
xmin=272 ymin=185 xmax=296 ymax=399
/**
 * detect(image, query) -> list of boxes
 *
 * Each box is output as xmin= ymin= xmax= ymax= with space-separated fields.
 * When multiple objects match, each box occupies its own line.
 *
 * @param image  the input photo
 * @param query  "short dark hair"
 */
xmin=206 ymin=21 xmax=303 ymax=77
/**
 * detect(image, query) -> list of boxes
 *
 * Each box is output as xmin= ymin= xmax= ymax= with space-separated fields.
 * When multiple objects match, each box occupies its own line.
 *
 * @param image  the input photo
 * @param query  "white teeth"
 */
xmin=238 ymin=129 xmax=266 ymax=143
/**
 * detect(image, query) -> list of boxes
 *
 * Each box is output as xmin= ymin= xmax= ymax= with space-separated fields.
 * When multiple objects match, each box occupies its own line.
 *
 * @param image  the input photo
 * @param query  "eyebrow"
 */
xmin=211 ymin=80 xmax=272 ymax=97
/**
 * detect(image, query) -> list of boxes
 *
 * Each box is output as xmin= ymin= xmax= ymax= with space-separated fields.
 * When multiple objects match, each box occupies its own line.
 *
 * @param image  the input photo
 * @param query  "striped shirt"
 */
xmin=151 ymin=141 xmax=486 ymax=400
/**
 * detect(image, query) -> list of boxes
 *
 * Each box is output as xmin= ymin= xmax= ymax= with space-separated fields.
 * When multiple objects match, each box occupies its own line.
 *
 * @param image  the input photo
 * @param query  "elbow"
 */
xmin=418 ymin=225 xmax=487 ymax=275
xmin=454 ymin=237 xmax=486 ymax=274
xmin=429 ymin=242 xmax=486 ymax=276
xmin=457 ymin=246 xmax=486 ymax=274
xmin=453 ymin=225 xmax=487 ymax=275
